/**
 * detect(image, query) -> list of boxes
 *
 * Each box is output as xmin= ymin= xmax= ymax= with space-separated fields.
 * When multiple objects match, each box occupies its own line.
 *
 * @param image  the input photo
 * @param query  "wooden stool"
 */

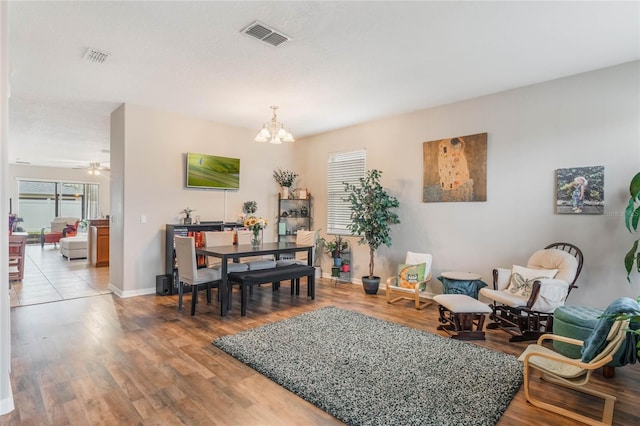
xmin=433 ymin=294 xmax=492 ymax=340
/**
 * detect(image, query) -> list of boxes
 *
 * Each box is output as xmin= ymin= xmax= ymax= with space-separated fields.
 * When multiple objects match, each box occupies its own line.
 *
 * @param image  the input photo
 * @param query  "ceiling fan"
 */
xmin=85 ymin=162 xmax=110 ymax=175
xmin=69 ymin=161 xmax=110 ymax=174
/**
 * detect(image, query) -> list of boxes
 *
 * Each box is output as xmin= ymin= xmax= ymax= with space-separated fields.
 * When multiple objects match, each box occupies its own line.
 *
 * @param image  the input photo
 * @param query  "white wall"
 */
xmin=297 ymin=61 xmax=640 ymax=309
xmin=0 ymin=0 xmax=13 ymax=415
xmin=110 ymin=104 xmax=296 ymax=295
xmin=7 ymin=164 xmax=111 ymax=219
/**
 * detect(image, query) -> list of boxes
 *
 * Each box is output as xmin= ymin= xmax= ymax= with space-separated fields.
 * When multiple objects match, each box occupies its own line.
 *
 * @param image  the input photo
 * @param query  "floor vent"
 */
xmin=242 ymin=21 xmax=290 ymax=47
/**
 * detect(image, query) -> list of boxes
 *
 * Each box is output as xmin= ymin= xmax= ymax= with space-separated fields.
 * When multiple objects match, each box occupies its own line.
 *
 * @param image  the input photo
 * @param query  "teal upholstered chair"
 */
xmin=553 ymin=304 xmax=639 ymax=377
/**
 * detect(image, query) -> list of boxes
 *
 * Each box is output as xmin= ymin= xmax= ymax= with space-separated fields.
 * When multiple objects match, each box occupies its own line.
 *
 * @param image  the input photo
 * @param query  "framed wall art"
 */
xmin=423 ymin=132 xmax=487 ymax=203
xmin=556 ymin=166 xmax=604 ymax=214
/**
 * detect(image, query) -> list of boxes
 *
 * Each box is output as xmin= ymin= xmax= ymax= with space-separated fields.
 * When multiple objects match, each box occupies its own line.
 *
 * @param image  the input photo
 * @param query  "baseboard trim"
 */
xmin=0 ymin=393 xmax=15 ymax=415
xmin=108 ymin=284 xmax=156 ymax=298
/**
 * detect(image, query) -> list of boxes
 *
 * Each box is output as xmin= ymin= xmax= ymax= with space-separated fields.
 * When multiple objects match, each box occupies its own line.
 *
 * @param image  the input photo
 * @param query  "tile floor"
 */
xmin=9 ymin=244 xmax=111 ymax=308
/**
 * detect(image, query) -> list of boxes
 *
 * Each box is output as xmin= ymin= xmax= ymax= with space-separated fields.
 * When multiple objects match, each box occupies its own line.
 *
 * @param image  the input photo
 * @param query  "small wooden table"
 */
xmin=438 ymin=271 xmax=487 ymax=299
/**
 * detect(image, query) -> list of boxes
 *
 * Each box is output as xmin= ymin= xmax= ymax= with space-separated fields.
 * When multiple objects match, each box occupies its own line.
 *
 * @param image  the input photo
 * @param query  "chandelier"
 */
xmin=255 ymin=105 xmax=294 ymax=144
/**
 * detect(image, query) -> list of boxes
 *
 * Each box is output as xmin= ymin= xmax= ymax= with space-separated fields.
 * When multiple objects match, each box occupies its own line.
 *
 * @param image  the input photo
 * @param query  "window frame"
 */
xmin=326 ymin=149 xmax=366 ymax=235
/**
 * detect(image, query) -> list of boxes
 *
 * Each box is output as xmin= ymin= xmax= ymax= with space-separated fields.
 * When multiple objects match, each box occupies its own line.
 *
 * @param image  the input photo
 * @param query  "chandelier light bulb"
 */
xmin=255 ymin=105 xmax=294 ymax=144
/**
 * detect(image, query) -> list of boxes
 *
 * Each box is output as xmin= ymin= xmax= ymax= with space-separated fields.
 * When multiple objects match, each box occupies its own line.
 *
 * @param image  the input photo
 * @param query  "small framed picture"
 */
xmin=555 ymin=166 xmax=604 ymax=214
xmin=298 ymin=189 xmax=307 ymax=199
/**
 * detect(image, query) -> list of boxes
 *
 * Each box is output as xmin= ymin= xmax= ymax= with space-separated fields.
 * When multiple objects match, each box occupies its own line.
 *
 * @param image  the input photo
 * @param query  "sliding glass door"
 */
xmin=17 ymin=180 xmax=99 ymax=233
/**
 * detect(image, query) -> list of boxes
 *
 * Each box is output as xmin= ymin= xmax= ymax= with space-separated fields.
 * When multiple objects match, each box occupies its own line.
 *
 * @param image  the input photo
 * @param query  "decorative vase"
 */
xmin=250 ymin=231 xmax=261 ymax=248
xmin=281 ymin=187 xmax=289 ymax=199
xmin=362 ymin=276 xmax=380 ymax=295
xmin=333 ymin=257 xmax=343 ymax=267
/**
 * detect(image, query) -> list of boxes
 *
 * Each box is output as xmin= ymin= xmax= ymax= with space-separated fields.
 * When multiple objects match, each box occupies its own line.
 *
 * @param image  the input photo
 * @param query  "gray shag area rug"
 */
xmin=213 ymin=306 xmax=523 ymax=426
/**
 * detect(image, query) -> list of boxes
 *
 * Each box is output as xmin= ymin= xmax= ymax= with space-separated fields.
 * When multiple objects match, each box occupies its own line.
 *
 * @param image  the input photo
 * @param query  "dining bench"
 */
xmin=228 ymin=264 xmax=315 ymax=316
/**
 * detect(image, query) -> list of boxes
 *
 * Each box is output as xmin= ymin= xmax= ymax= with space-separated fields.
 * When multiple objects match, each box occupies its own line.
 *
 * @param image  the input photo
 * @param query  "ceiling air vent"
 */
xmin=83 ymin=48 xmax=110 ymax=63
xmin=242 ymin=21 xmax=290 ymax=47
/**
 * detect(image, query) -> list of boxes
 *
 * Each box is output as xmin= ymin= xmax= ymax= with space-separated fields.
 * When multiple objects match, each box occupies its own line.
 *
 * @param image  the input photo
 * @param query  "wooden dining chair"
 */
xmin=9 ymin=235 xmax=27 ymax=281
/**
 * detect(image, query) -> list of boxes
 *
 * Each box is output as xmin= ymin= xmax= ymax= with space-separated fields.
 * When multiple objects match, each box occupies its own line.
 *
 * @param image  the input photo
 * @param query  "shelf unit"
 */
xmin=277 ymin=194 xmax=312 ymax=243
xmin=163 ymin=222 xmax=243 ymax=295
xmin=331 ymin=250 xmax=351 ymax=284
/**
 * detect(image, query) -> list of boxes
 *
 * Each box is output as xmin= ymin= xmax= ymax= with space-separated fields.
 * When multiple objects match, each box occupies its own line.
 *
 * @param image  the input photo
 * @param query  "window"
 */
xmin=17 ymin=180 xmax=99 ymax=232
xmin=327 ymin=149 xmax=366 ymax=235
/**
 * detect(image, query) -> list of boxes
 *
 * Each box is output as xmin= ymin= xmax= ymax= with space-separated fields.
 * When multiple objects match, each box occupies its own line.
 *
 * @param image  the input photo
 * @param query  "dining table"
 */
xmin=196 ymin=241 xmax=313 ymax=316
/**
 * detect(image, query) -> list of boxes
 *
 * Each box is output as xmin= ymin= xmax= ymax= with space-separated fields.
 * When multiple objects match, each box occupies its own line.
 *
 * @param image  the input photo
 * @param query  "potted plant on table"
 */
xmin=273 ymin=168 xmax=298 ymax=199
xmin=180 ymin=207 xmax=195 ymax=225
xmin=243 ymin=200 xmax=257 ymax=216
xmin=344 ymin=169 xmax=400 ymax=294
xmin=241 ymin=200 xmax=258 ymax=222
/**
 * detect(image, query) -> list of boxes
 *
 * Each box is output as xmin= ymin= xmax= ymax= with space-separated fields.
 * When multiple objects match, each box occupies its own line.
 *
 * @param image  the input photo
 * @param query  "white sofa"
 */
xmin=60 ymin=234 xmax=88 ymax=260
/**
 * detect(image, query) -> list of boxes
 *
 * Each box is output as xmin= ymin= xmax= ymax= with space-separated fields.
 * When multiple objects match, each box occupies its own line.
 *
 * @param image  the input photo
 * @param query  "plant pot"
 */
xmin=184 ymin=217 xmax=192 ymax=225
xmin=341 ymin=264 xmax=350 ymax=272
xmin=333 ymin=257 xmax=343 ymax=267
xmin=362 ymin=276 xmax=380 ymax=295
xmin=331 ymin=267 xmax=341 ymax=277
xmin=281 ymin=187 xmax=289 ymax=199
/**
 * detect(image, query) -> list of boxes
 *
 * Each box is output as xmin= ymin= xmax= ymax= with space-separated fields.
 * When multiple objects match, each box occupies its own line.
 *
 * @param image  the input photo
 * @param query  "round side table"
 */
xmin=438 ymin=271 xmax=486 ymax=299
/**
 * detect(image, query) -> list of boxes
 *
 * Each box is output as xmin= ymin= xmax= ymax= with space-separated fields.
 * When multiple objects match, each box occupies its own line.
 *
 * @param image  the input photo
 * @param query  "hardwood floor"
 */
xmin=3 ymin=274 xmax=639 ymax=425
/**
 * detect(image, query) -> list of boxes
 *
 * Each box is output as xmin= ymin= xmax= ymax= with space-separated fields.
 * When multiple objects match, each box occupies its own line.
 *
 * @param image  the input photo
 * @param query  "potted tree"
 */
xmin=344 ymin=169 xmax=400 ymax=294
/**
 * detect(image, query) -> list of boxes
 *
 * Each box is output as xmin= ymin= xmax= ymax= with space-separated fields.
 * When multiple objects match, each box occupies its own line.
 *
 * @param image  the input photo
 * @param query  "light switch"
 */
xmin=140 ymin=215 xmax=147 ymax=224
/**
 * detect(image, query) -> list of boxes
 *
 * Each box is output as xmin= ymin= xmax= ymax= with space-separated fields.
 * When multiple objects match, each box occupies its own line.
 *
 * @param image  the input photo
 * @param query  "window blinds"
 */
xmin=327 ymin=150 xmax=366 ymax=235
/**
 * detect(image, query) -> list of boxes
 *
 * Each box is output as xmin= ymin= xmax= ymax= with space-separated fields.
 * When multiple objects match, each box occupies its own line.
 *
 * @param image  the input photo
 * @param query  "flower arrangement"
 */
xmin=243 ymin=200 xmax=257 ymax=215
xmin=244 ymin=216 xmax=268 ymax=246
xmin=9 ymin=213 xmax=17 ymax=233
xmin=273 ymin=168 xmax=299 ymax=188
xmin=244 ymin=216 xmax=268 ymax=232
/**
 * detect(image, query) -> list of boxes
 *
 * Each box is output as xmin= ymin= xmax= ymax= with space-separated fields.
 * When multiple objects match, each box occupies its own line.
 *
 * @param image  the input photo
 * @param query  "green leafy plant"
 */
xmin=243 ymin=200 xmax=257 ymax=215
xmin=622 ymin=172 xmax=640 ymax=357
xmin=318 ymin=235 xmax=350 ymax=258
xmin=344 ymin=169 xmax=400 ymax=279
xmin=180 ymin=207 xmax=195 ymax=219
xmin=625 ymin=171 xmax=640 ymax=282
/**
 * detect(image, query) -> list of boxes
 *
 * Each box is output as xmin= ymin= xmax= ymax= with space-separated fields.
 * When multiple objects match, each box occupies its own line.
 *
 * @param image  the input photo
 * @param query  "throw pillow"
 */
xmin=506 ymin=265 xmax=559 ymax=299
xmin=397 ymin=263 xmax=426 ymax=289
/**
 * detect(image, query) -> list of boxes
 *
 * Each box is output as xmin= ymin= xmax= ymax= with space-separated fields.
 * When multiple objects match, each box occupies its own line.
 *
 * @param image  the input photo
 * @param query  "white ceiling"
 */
xmin=8 ymin=1 xmax=640 ymax=169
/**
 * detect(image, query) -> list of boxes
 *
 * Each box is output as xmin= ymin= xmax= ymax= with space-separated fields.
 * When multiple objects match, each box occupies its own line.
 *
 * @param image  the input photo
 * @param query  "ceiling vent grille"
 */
xmin=242 ymin=21 xmax=290 ymax=47
xmin=83 ymin=48 xmax=110 ymax=63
